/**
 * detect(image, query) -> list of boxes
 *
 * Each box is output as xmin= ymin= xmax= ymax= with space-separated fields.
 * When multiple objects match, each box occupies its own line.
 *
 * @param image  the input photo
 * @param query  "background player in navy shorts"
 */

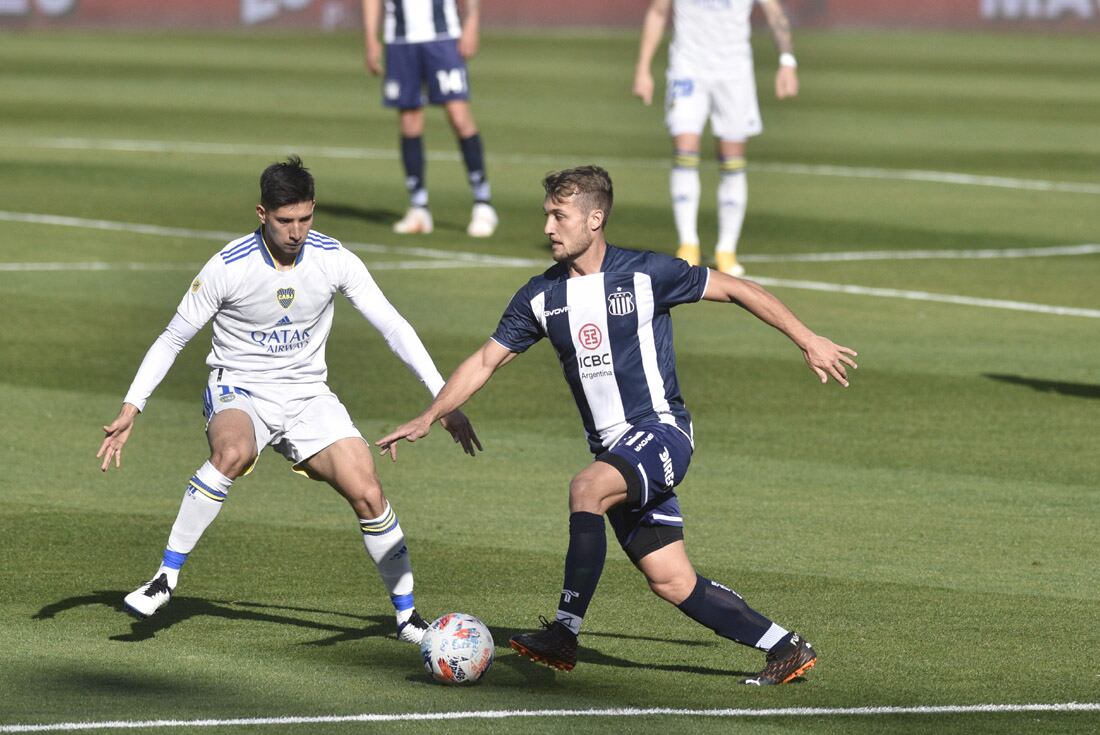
xmin=362 ymin=0 xmax=498 ymax=238
xmin=378 ymin=166 xmax=857 ymax=685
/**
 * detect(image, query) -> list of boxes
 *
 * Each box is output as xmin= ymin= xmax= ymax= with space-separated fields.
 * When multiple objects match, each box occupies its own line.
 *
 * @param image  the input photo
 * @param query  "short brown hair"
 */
xmin=542 ymin=165 xmax=613 ymax=227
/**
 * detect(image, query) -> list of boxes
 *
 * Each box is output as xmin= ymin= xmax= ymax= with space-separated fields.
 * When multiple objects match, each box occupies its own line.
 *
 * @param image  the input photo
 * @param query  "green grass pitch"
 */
xmin=1 ymin=27 xmax=1098 ymax=734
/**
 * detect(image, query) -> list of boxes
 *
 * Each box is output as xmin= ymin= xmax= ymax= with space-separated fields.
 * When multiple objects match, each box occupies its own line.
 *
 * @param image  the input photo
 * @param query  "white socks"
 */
xmin=671 ymin=151 xmax=701 ymax=246
xmin=159 ymin=461 xmax=233 ymax=588
xmin=360 ymin=502 xmax=415 ymax=620
xmin=716 ymin=159 xmax=747 ymax=255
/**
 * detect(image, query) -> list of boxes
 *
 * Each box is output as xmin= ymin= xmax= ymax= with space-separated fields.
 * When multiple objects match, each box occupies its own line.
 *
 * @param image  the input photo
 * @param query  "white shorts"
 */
xmin=665 ymin=75 xmax=762 ymax=142
xmin=202 ymin=370 xmax=362 ymax=474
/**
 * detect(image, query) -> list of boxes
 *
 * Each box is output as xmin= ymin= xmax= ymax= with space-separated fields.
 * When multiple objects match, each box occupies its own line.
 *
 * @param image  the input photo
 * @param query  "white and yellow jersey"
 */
xmin=669 ymin=0 xmax=760 ymax=80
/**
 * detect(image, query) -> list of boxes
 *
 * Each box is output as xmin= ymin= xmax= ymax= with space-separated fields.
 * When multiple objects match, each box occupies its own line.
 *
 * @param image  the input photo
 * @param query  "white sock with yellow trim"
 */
xmin=671 ymin=150 xmax=701 ymax=248
xmin=360 ymin=502 xmax=415 ymax=625
xmin=157 ymin=461 xmax=232 ymax=588
xmin=716 ymin=157 xmax=747 ymax=256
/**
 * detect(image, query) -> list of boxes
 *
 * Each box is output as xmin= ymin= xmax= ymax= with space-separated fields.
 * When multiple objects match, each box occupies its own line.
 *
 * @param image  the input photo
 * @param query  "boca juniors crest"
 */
xmin=607 ymin=289 xmax=635 ymax=316
xmin=276 ymin=287 xmax=295 ymax=309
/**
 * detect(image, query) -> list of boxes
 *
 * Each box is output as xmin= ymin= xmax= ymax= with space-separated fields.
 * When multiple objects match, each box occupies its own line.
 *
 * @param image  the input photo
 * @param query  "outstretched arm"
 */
xmin=759 ymin=0 xmax=799 ymax=99
xmin=703 ymin=271 xmax=857 ymax=386
xmin=632 ymin=0 xmax=671 ymax=106
xmin=376 ymin=338 xmax=516 ymax=461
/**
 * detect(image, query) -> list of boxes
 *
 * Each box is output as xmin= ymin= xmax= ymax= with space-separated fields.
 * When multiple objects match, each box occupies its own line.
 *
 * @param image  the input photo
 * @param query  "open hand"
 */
xmin=440 ymin=409 xmax=482 ymax=457
xmin=801 ymin=336 xmax=858 ymax=387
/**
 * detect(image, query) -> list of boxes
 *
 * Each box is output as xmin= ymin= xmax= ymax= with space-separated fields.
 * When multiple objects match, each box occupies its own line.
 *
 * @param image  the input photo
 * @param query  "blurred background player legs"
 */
xmin=364 ymin=0 xmax=497 ymax=238
xmin=667 ymin=78 xmax=755 ymax=277
xmin=391 ymin=97 xmax=496 ymax=237
xmin=715 ymin=138 xmax=748 ymax=277
xmin=635 ymin=0 xmax=799 ymax=276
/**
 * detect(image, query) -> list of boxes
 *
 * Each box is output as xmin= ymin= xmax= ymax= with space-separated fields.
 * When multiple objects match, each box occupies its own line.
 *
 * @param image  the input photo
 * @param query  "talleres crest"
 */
xmin=276 ymin=287 xmax=295 ymax=309
xmin=607 ymin=288 xmax=635 ymax=316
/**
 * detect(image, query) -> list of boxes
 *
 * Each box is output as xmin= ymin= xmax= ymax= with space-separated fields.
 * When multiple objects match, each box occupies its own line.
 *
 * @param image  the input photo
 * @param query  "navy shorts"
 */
xmin=383 ymin=39 xmax=469 ymax=109
xmin=597 ymin=422 xmax=693 ymax=562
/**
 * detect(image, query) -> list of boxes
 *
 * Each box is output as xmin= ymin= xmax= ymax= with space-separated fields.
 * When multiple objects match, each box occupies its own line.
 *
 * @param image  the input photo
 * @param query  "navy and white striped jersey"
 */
xmin=384 ymin=0 xmax=462 ymax=44
xmin=491 ymin=246 xmax=710 ymax=454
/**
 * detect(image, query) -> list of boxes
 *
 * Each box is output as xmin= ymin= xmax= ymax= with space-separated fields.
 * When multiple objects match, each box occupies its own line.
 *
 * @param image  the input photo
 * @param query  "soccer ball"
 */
xmin=419 ymin=612 xmax=494 ymax=685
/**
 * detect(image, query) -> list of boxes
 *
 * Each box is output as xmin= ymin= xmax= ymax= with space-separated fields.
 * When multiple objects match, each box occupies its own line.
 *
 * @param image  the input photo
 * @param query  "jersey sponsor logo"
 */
xmin=607 ymin=289 xmax=635 ymax=316
xmin=577 ymin=353 xmax=611 ymax=368
xmin=250 ymin=325 xmax=312 ymax=353
xmin=576 ymin=324 xmax=612 ymax=379
xmin=543 ymin=305 xmax=570 ymax=318
xmin=577 ymin=323 xmax=602 ymax=350
xmin=276 ymin=287 xmax=295 ymax=309
xmin=191 ymin=278 xmax=202 ymax=294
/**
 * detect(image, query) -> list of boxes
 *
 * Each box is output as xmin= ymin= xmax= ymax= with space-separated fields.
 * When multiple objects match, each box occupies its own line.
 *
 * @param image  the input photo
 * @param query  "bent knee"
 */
xmin=647 ymin=575 xmax=696 ymax=605
xmin=568 ymin=475 xmax=604 ymax=512
xmin=209 ymin=446 xmax=256 ymax=479
xmin=345 ymin=481 xmax=387 ymax=519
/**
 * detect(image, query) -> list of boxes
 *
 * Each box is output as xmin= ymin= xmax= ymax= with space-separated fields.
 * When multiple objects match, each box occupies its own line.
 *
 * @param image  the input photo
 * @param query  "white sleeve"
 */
xmin=122 ymin=313 xmax=201 ymax=411
xmin=176 ymin=256 xmax=225 ymax=330
xmin=339 ymin=250 xmax=446 ymax=396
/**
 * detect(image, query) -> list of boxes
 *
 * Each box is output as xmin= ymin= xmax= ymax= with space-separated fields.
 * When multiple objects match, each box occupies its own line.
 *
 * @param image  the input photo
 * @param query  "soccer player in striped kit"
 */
xmin=378 ymin=166 xmax=856 ymax=684
xmin=97 ymin=157 xmax=480 ymax=644
xmin=634 ymin=0 xmax=800 ymax=277
xmin=363 ymin=0 xmax=498 ymax=238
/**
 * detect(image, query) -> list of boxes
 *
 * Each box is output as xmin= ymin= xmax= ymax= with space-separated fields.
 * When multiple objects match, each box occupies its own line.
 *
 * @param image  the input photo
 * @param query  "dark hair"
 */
xmin=542 ymin=165 xmax=613 ymax=227
xmin=260 ymin=155 xmax=315 ymax=210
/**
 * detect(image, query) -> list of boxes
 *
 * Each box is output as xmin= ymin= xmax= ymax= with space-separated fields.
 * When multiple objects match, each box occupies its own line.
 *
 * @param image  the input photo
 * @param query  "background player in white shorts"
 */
xmin=633 ymin=0 xmax=799 ymax=276
xmin=97 ymin=156 xmax=479 ymax=644
xmin=363 ymin=0 xmax=498 ymax=238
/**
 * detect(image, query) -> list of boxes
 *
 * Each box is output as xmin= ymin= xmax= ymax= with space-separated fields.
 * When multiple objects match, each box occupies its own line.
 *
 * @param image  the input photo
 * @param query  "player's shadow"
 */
xmin=314 ymin=202 xmax=402 ymax=227
xmin=33 ymin=591 xmax=393 ymax=645
xmin=984 ymin=373 xmax=1100 ymax=399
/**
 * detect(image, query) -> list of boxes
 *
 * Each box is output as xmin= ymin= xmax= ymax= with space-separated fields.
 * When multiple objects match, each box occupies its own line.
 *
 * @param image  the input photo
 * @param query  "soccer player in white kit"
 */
xmin=97 ymin=157 xmax=479 ymax=644
xmin=633 ymin=0 xmax=799 ymax=276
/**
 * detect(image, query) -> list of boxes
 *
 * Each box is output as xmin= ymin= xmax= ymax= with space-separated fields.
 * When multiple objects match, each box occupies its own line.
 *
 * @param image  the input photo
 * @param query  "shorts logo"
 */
xmin=385 ymin=80 xmax=400 ymax=100
xmin=276 ymin=287 xmax=295 ymax=309
xmin=607 ymin=289 xmax=635 ymax=316
xmin=191 ymin=279 xmax=202 ymax=294
xmin=578 ymin=323 xmax=602 ymax=350
xmin=659 ymin=446 xmax=674 ymax=486
xmin=218 ymin=393 xmax=236 ymax=404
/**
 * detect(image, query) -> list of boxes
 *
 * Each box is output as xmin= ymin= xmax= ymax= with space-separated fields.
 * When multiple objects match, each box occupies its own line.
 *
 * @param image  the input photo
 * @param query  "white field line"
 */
xmin=11 ymin=136 xmax=1100 ymax=195
xmin=2 ymin=703 xmax=1098 ymax=732
xmin=0 ymin=210 xmax=542 ymax=269
xmin=2 ymin=210 xmax=1097 ymax=318
xmin=742 ymin=243 xmax=1100 ymax=263
xmin=750 ymin=276 xmax=1100 ymax=319
xmin=0 ymin=260 xmax=495 ymax=272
